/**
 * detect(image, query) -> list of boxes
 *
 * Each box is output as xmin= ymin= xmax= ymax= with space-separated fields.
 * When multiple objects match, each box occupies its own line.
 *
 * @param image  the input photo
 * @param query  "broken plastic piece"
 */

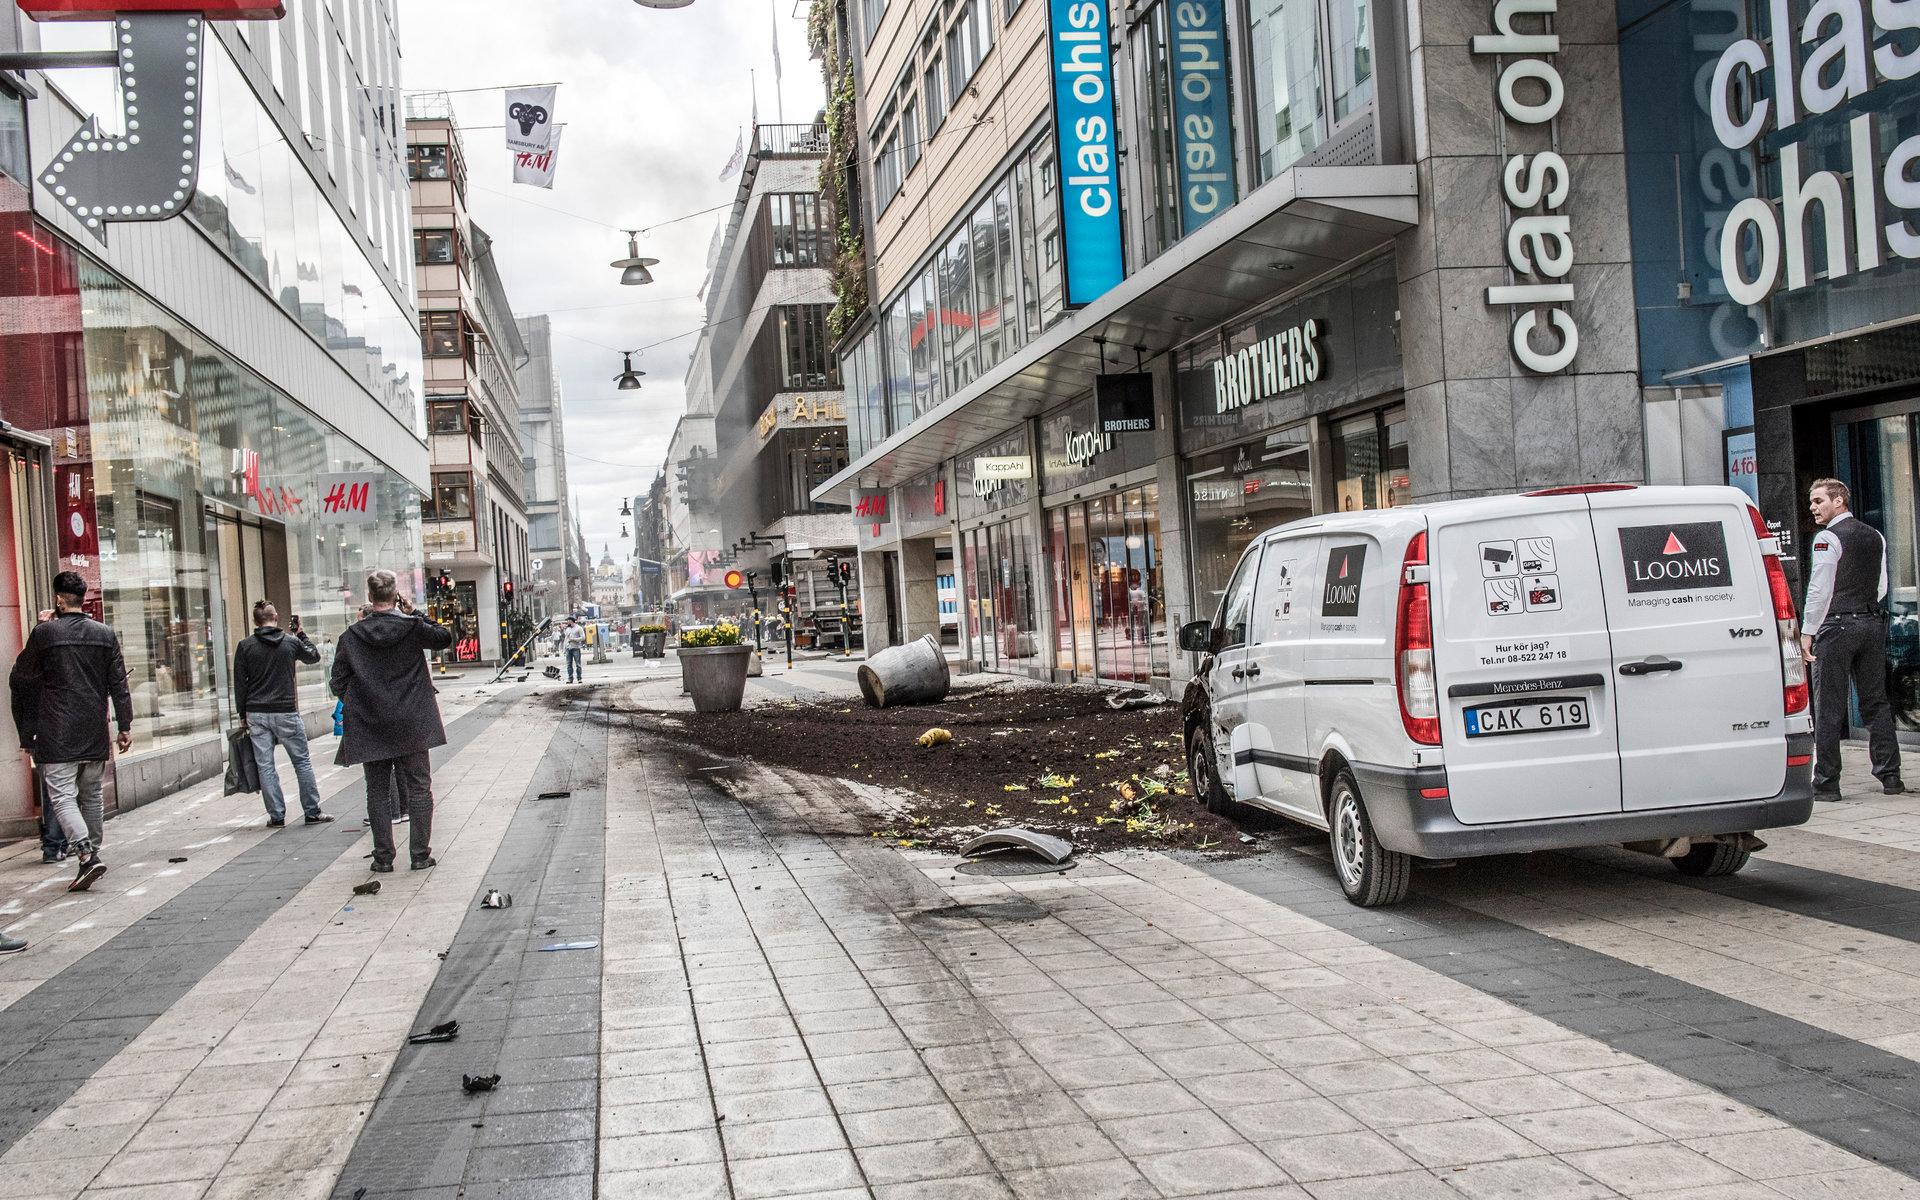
xmin=408 ymin=1020 xmax=459 ymax=1045
xmin=352 ymin=880 xmax=381 ymax=896
xmin=539 ymin=941 xmax=600 ymax=952
xmin=167 ymin=857 xmax=187 ymax=864
xmin=461 ymin=1073 xmax=500 ymax=1093
xmin=536 ymin=790 xmax=571 ymax=800
xmin=481 ymin=889 xmax=512 ymax=909
xmin=958 ymin=828 xmax=1074 ymax=865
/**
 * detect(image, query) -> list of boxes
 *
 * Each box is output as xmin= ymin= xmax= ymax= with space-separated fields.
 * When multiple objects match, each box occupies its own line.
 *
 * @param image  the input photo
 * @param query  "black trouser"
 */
xmin=364 ymin=751 xmax=433 ymax=866
xmin=1813 ymin=614 xmax=1903 ymax=790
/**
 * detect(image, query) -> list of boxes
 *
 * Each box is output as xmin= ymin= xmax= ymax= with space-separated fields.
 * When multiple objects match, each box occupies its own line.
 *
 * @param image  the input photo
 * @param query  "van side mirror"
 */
xmin=1179 ymin=620 xmax=1215 ymax=654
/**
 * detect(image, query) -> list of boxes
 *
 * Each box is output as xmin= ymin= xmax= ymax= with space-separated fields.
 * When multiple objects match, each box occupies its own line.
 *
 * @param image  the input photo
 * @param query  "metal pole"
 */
xmin=0 ymin=50 xmax=120 ymax=72
xmin=490 ymin=617 xmax=553 ymax=684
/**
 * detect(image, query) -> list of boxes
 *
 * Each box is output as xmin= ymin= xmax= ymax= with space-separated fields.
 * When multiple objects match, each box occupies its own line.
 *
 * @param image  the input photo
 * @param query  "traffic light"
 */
xmin=501 ymin=579 xmax=515 ymax=605
xmin=837 ymin=559 xmax=853 ymax=587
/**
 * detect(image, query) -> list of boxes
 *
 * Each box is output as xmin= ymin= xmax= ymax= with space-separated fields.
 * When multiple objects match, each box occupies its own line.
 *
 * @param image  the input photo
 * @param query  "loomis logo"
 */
xmin=1321 ymin=545 xmax=1367 ymax=616
xmin=1619 ymin=522 xmax=1732 ymax=593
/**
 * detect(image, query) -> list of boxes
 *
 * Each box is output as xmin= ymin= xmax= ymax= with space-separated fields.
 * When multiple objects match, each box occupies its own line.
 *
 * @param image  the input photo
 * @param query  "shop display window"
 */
xmin=1186 ymin=429 xmax=1312 ymax=620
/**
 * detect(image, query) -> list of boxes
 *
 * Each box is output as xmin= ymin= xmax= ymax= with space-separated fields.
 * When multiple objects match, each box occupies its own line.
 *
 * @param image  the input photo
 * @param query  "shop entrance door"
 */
xmin=0 ymin=436 xmax=54 ymax=834
xmin=205 ymin=505 xmax=291 ymax=717
xmin=1835 ymin=408 xmax=1920 ymax=735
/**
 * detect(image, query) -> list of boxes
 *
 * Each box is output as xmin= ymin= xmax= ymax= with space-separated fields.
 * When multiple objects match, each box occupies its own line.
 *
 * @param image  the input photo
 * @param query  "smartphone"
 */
xmin=289 ymin=614 xmax=302 ymax=633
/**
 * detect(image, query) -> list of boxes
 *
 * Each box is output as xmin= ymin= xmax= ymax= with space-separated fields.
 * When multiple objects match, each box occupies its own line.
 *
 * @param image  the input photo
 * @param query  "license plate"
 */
xmin=1464 ymin=698 xmax=1589 ymax=738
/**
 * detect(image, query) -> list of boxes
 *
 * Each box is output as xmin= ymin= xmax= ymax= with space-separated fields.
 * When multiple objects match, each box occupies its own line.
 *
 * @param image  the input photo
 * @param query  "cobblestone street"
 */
xmin=0 ymin=655 xmax=1916 ymax=1198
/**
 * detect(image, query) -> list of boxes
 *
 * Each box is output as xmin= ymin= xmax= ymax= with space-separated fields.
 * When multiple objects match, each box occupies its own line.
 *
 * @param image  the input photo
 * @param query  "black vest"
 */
xmin=1826 ymin=515 xmax=1886 ymax=618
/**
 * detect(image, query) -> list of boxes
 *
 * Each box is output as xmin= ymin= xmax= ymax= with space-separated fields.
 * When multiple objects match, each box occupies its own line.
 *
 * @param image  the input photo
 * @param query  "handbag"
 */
xmin=224 ymin=726 xmax=260 ymax=796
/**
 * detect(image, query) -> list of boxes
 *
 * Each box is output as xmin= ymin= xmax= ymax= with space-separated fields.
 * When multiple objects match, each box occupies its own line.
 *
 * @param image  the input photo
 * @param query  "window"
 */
xmin=1249 ymin=0 xmax=1325 ymax=179
xmin=900 ymin=92 xmax=922 ymax=175
xmin=873 ymin=125 xmax=903 ymax=207
xmin=414 ymin=229 xmax=456 ymax=266
xmin=407 ymin=143 xmax=449 ymax=180
xmin=427 ymin=399 xmax=467 ymax=434
xmin=861 ymin=0 xmax=890 ymax=43
xmin=422 ymin=311 xmax=464 ymax=357
xmin=946 ymin=0 xmax=993 ymax=104
xmin=1216 ymin=545 xmax=1262 ymax=650
xmin=768 ymin=193 xmax=826 ymax=267
xmin=778 ymin=305 xmax=837 ymax=389
xmin=940 ymin=230 xmax=976 ymax=394
xmin=1329 ymin=0 xmax=1374 ymax=122
xmin=425 ymin=471 xmax=473 ymax=521
xmin=922 ymin=30 xmax=947 ymax=133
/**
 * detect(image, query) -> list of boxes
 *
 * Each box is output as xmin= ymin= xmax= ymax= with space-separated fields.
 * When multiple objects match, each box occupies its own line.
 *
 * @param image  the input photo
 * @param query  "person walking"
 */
xmin=331 ymin=570 xmax=453 ymax=872
xmin=1803 ymin=478 xmax=1903 ymax=800
xmin=233 ymin=601 xmax=333 ymax=828
xmin=562 ymin=616 xmax=585 ymax=683
xmin=8 ymin=571 xmax=132 ymax=896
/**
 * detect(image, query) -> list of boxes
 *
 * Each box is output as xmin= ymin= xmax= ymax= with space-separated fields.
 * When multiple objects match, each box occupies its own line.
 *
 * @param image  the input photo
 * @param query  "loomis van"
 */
xmin=1179 ymin=485 xmax=1814 ymax=907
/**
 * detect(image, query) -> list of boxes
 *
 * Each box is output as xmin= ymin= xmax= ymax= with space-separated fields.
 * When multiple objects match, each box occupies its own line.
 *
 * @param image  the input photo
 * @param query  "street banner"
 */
xmin=513 ymin=129 xmax=562 ymax=189
xmin=504 ymin=85 xmax=558 ymax=156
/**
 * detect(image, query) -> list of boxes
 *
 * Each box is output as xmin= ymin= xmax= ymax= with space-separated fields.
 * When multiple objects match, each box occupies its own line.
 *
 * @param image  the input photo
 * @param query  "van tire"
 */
xmin=1187 ymin=724 xmax=1235 ymax=815
xmin=1327 ymin=770 xmax=1411 ymax=907
xmin=1673 ymin=840 xmax=1751 ymax=877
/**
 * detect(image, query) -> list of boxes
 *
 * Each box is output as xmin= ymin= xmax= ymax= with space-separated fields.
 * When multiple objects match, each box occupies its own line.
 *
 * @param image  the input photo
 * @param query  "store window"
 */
xmin=425 ymin=471 xmax=473 ymax=521
xmin=414 ymin=228 xmax=456 ymax=266
xmin=1044 ymin=485 xmax=1167 ymax=682
xmin=422 ymin=311 xmax=463 ymax=358
xmin=992 ymin=518 xmax=1039 ymax=664
xmin=1248 ymin=0 xmax=1324 ymax=179
xmin=1186 ymin=429 xmax=1312 ymax=620
xmin=1330 ymin=407 xmax=1408 ymax=512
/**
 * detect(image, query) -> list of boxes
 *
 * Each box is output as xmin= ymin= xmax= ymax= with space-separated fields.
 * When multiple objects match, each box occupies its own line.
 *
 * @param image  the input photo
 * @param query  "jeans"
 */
xmin=248 ymin=712 xmax=322 ymax=821
xmin=365 ymin=751 xmax=432 ymax=866
xmin=565 ymin=646 xmax=583 ymax=681
xmin=41 ymin=760 xmax=105 ymax=856
xmin=1813 ymin=615 xmax=1903 ymax=790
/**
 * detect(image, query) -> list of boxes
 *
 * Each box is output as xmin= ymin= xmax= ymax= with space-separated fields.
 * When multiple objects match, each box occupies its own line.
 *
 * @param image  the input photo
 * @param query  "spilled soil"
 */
xmin=625 ymin=681 xmax=1262 ymax=855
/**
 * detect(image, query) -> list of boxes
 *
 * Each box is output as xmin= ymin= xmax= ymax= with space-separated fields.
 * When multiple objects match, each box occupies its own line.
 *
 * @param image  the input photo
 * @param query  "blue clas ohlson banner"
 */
xmin=1047 ymin=0 xmax=1125 ymax=306
xmin=1170 ymin=0 xmax=1235 ymax=234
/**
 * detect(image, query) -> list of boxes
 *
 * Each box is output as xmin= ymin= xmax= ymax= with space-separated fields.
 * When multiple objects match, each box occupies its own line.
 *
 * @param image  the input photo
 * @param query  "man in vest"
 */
xmin=1803 ymin=478 xmax=1902 ymax=800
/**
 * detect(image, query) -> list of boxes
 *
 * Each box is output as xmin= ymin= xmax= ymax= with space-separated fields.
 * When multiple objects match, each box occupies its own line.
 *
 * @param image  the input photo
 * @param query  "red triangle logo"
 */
xmin=1662 ymin=532 xmax=1687 ymax=555
xmin=1338 ymin=558 xmax=1349 ymax=579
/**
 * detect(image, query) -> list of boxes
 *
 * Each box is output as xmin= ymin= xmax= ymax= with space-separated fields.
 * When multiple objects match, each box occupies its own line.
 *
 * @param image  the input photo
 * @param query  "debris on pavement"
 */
xmin=408 ymin=1020 xmax=459 ymax=1044
xmin=959 ymin=828 xmax=1073 ymax=865
xmin=539 ymin=940 xmax=600 ymax=952
xmin=480 ymin=890 xmax=512 ymax=909
xmin=167 ymin=857 xmax=188 ymax=864
xmin=352 ymin=880 xmax=381 ymax=896
xmin=461 ymin=1073 xmax=500 ymax=1093
xmin=916 ymin=727 xmax=952 ymax=748
xmin=536 ymin=790 xmax=571 ymax=799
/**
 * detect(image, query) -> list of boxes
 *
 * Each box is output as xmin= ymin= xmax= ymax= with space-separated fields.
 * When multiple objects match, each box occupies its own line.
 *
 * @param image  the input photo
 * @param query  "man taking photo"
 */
xmin=331 ymin=570 xmax=454 ymax=872
xmin=8 ymin=571 xmax=132 ymax=896
xmin=234 ymin=600 xmax=333 ymax=827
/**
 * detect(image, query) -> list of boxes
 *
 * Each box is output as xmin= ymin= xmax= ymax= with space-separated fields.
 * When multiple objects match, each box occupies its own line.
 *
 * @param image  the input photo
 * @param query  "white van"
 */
xmin=1178 ymin=485 xmax=1814 ymax=906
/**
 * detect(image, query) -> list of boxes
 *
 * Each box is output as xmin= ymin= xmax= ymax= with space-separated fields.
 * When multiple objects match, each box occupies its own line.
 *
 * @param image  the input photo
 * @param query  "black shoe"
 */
xmin=69 ymin=856 xmax=106 ymax=892
xmin=1814 ymin=788 xmax=1843 ymax=802
xmin=40 ymin=851 xmax=64 ymax=865
xmin=410 ymin=857 xmax=437 ymax=871
xmin=370 ymin=862 xmax=395 ymax=873
xmin=0 ymin=934 xmax=26 ymax=953
xmin=266 ymin=817 xmax=286 ymax=828
xmin=1884 ymin=779 xmax=1906 ymax=795
xmin=305 ymin=813 xmax=336 ymax=824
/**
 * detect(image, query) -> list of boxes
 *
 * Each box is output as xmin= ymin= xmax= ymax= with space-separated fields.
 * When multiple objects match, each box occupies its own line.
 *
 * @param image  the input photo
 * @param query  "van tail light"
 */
xmin=1395 ymin=530 xmax=1442 ymax=745
xmin=1748 ymin=505 xmax=1809 ymax=717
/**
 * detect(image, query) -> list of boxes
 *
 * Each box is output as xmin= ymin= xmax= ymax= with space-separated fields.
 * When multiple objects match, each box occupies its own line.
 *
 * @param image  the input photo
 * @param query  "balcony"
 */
xmin=756 ymin=123 xmax=828 ymax=159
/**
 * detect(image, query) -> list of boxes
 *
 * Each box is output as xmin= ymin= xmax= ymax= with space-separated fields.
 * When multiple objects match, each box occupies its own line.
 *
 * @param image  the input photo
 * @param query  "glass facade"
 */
xmin=1186 ymin=430 xmax=1312 ymax=621
xmin=1248 ymin=0 xmax=1325 ymax=178
xmin=194 ymin=41 xmax=424 ymax=435
xmin=1043 ymin=486 xmax=1166 ymax=683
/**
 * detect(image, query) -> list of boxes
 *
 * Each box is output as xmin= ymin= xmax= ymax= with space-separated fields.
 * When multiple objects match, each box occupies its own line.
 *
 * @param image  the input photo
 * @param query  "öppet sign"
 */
xmin=20 ymin=1 xmax=285 ymax=18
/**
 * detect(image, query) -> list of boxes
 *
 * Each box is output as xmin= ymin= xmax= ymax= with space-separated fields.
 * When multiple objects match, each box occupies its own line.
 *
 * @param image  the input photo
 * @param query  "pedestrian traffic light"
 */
xmin=501 ymin=579 xmax=515 ymax=604
xmin=837 ymin=559 xmax=853 ymax=586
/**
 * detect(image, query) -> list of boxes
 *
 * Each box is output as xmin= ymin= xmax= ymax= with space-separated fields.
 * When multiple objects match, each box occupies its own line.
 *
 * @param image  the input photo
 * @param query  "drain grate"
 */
xmin=953 ymin=855 xmax=1076 ymax=878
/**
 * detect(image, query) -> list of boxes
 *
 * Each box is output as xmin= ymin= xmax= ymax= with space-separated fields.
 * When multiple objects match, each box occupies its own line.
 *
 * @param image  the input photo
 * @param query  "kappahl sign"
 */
xmin=1708 ymin=1 xmax=1920 ymax=305
xmin=1473 ymin=0 xmax=1581 ymax=374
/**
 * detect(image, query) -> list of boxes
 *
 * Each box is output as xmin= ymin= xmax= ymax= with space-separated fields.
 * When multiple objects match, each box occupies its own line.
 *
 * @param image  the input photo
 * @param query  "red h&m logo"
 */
xmin=21 ymin=1 xmax=285 ymax=19
xmin=323 ymin=481 xmax=370 ymax=516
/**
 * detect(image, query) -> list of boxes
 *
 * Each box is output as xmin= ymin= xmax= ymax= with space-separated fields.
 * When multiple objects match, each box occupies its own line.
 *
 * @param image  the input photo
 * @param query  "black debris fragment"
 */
xmin=462 ymin=1073 xmax=500 ymax=1093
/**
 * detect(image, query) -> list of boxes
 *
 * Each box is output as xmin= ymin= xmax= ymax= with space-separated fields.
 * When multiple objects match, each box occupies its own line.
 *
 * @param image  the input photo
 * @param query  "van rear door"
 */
xmin=1429 ymin=495 xmax=1622 ymax=824
xmin=1585 ymin=487 xmax=1786 ymax=811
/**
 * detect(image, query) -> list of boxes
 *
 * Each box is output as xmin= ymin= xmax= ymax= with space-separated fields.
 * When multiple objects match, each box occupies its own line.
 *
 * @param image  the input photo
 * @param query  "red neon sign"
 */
xmin=20 ymin=1 xmax=285 ymax=19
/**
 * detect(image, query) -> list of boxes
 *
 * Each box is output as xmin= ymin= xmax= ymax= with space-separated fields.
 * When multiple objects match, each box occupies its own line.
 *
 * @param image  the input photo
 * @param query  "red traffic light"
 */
xmin=723 ymin=569 xmax=745 ymax=590
xmin=21 ymin=0 xmax=286 ymax=18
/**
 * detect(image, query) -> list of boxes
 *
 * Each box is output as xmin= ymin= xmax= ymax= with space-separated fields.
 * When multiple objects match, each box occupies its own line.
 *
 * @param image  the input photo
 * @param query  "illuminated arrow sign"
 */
xmin=36 ymin=14 xmax=209 ymax=243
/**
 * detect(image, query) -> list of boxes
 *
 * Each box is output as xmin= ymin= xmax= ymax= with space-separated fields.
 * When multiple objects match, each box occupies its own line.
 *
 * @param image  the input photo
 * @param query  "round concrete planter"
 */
xmin=679 ymin=644 xmax=751 ymax=713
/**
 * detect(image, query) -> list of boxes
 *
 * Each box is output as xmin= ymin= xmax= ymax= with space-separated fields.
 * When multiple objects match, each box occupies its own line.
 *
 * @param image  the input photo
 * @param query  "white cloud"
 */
xmin=397 ymin=0 xmax=824 ymax=561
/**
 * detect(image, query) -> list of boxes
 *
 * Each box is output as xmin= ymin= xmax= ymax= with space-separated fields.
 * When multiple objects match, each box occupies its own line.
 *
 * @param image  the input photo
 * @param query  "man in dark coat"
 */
xmin=234 ymin=600 xmax=333 ymax=827
xmin=330 ymin=569 xmax=454 ymax=872
xmin=9 ymin=572 xmax=132 ymax=897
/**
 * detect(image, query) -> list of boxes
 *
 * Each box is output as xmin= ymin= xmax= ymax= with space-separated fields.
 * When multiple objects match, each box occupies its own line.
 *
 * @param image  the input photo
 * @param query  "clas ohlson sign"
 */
xmin=1047 ymin=0 xmax=1125 ymax=306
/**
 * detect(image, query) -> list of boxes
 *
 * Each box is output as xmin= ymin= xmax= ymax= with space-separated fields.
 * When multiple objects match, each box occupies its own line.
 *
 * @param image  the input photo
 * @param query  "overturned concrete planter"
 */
xmin=858 ymin=634 xmax=950 ymax=708
xmin=680 ymin=644 xmax=752 ymax=713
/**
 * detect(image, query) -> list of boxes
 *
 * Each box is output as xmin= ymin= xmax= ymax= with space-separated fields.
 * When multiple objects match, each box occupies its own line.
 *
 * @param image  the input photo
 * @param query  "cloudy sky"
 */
xmin=397 ymin=0 xmax=826 ymax=565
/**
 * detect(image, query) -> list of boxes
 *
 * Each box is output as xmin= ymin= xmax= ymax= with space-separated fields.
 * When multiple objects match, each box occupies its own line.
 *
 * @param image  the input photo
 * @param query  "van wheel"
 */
xmin=1187 ymin=724 xmax=1234 ymax=815
xmin=1328 ymin=771 xmax=1411 ymax=907
xmin=1673 ymin=840 xmax=1751 ymax=877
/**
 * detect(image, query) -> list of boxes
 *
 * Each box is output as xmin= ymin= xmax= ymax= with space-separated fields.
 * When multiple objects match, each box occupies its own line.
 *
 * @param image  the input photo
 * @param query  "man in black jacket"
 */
xmin=9 ymin=572 xmax=132 ymax=894
xmin=331 ymin=569 xmax=454 ymax=872
xmin=235 ymin=600 xmax=333 ymax=827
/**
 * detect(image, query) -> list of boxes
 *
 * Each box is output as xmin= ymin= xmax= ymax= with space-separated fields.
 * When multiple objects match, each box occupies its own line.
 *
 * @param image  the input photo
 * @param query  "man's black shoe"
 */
xmin=69 ymin=856 xmax=106 ymax=892
xmin=305 ymin=813 xmax=336 ymax=824
xmin=40 ymin=851 xmax=63 ymax=865
xmin=370 ymin=862 xmax=395 ymax=873
xmin=0 ymin=934 xmax=26 ymax=953
xmin=410 ymin=857 xmax=437 ymax=871
xmin=266 ymin=817 xmax=286 ymax=827
xmin=1884 ymin=779 xmax=1907 ymax=795
xmin=1814 ymin=788 xmax=1844 ymax=802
